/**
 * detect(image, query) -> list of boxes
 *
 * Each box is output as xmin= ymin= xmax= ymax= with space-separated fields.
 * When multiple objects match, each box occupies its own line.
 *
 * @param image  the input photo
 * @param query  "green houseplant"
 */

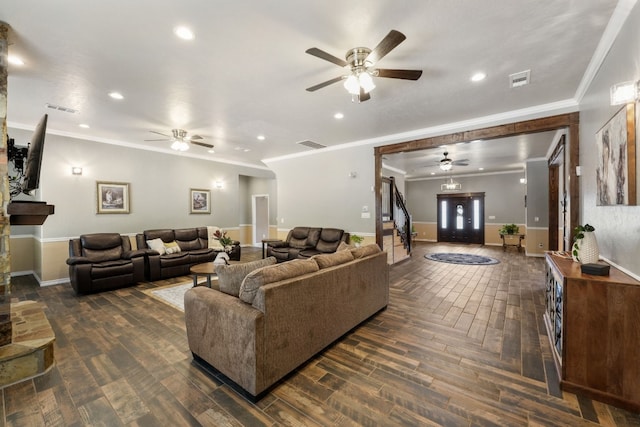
xmin=350 ymin=234 xmax=364 ymax=247
xmin=572 ymin=224 xmax=598 ymax=264
xmin=499 ymin=224 xmax=519 ymax=235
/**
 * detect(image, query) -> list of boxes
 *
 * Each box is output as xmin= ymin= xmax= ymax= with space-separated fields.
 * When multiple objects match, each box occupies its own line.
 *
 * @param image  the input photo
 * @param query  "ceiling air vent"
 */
xmin=45 ymin=103 xmax=78 ymax=114
xmin=296 ymin=140 xmax=326 ymax=150
xmin=509 ymin=70 xmax=530 ymax=88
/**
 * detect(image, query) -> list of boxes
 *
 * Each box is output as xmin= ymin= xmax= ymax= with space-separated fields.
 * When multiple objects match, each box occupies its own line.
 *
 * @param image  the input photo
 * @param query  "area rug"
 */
xmin=143 ymin=282 xmax=194 ymax=312
xmin=425 ymin=253 xmax=500 ymax=265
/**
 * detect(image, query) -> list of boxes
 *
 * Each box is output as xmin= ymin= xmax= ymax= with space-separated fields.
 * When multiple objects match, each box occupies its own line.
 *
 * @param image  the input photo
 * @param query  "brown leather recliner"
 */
xmin=67 ymin=233 xmax=146 ymax=294
xmin=267 ymin=227 xmax=322 ymax=262
xmin=298 ymin=228 xmax=350 ymax=258
xmin=267 ymin=227 xmax=349 ymax=262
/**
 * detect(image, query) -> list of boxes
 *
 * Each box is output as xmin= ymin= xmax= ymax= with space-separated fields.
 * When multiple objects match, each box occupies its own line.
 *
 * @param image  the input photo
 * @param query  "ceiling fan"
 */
xmin=145 ymin=129 xmax=213 ymax=151
xmin=305 ymin=30 xmax=423 ymax=102
xmin=437 ymin=152 xmax=469 ymax=171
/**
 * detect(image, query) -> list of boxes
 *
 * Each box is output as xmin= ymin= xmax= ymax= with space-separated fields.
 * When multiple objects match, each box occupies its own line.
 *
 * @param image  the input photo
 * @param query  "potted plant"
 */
xmin=499 ymin=224 xmax=519 ymax=235
xmin=214 ymin=229 xmax=234 ymax=251
xmin=350 ymin=234 xmax=364 ymax=247
xmin=572 ymin=224 xmax=599 ymax=264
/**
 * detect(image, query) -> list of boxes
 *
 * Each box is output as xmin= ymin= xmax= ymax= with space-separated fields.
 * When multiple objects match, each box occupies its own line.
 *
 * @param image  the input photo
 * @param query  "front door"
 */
xmin=437 ymin=193 xmax=485 ymax=244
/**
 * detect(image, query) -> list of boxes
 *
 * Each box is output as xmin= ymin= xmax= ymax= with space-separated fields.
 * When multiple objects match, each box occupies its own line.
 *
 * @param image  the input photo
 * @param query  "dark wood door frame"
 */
xmin=374 ymin=112 xmax=580 ymax=249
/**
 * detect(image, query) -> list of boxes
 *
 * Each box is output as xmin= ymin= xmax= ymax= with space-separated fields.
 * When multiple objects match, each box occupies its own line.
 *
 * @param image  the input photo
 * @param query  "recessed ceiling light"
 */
xmin=257 ymin=135 xmax=265 ymax=141
xmin=208 ymin=149 xmax=215 ymax=154
xmin=79 ymin=124 xmax=90 ymax=129
xmin=478 ymin=167 xmax=484 ymax=171
xmin=430 ymin=172 xmax=436 ymax=175
xmin=8 ymin=55 xmax=24 ymax=66
xmin=174 ymin=26 xmax=194 ymax=40
xmin=334 ymin=112 xmax=344 ymax=119
xmin=471 ymin=72 xmax=486 ymax=82
xmin=109 ymin=92 xmax=124 ymax=100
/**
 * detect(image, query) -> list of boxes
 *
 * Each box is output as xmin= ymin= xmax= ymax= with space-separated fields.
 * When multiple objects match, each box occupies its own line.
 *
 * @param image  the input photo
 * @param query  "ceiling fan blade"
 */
xmin=452 ymin=162 xmax=469 ymax=166
xmin=305 ymin=48 xmax=348 ymax=67
xmin=375 ymin=68 xmax=422 ymax=80
xmin=187 ymin=134 xmax=203 ymax=140
xmin=306 ymin=76 xmax=344 ymax=92
xmin=190 ymin=140 xmax=214 ymax=149
xmin=365 ymin=30 xmax=406 ymax=65
xmin=149 ymin=130 xmax=171 ymax=137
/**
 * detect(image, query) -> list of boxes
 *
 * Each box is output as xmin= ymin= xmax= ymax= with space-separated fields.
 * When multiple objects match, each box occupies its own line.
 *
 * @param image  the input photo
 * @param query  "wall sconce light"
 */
xmin=348 ymin=171 xmax=357 ymax=178
xmin=214 ymin=181 xmax=223 ymax=189
xmin=71 ymin=166 xmax=83 ymax=175
xmin=610 ymin=80 xmax=639 ymax=105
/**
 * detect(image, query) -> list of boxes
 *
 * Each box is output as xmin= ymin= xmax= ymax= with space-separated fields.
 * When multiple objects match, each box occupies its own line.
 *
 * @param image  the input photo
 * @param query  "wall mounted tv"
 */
xmin=21 ymin=113 xmax=48 ymax=195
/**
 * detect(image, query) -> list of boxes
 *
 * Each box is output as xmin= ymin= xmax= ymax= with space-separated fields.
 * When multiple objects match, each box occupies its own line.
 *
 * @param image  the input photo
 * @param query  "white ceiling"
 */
xmin=1 ymin=1 xmax=629 ymax=176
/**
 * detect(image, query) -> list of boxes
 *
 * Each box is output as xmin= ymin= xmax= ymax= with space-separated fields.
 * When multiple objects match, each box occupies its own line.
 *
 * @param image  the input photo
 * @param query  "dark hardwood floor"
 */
xmin=4 ymin=243 xmax=640 ymax=426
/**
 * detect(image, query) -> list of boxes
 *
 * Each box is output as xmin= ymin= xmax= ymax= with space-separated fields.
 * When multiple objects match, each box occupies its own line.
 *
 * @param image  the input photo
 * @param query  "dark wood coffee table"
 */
xmin=189 ymin=262 xmax=217 ymax=287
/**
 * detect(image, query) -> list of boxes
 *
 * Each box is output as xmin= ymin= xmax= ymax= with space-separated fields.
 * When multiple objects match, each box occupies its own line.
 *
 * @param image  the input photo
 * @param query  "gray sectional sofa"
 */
xmin=184 ymin=244 xmax=388 ymax=398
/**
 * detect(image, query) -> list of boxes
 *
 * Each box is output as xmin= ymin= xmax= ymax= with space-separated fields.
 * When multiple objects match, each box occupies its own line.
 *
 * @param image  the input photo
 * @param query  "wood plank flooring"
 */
xmin=4 ymin=243 xmax=640 ymax=426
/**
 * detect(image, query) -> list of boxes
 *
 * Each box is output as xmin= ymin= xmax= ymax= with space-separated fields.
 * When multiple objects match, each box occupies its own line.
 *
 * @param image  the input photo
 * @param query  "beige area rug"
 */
xmin=143 ymin=282 xmax=199 ymax=312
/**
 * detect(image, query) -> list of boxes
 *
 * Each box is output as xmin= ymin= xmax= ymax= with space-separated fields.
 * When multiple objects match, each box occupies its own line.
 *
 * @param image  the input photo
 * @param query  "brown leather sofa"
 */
xmin=136 ymin=227 xmax=241 ymax=281
xmin=67 ymin=233 xmax=146 ymax=294
xmin=266 ymin=227 xmax=349 ymax=262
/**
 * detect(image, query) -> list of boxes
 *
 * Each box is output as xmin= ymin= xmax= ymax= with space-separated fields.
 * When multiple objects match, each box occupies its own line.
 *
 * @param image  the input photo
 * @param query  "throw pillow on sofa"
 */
xmin=164 ymin=241 xmax=182 ymax=254
xmin=239 ymin=258 xmax=319 ymax=304
xmin=216 ymin=256 xmax=276 ymax=297
xmin=313 ymin=250 xmax=354 ymax=269
xmin=337 ymin=241 xmax=355 ymax=252
xmin=146 ymin=238 xmax=167 ymax=255
xmin=351 ymin=243 xmax=381 ymax=259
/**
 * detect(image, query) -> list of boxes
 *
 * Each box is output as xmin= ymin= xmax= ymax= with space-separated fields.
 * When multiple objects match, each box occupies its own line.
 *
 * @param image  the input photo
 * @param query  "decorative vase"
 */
xmin=572 ymin=231 xmax=599 ymax=264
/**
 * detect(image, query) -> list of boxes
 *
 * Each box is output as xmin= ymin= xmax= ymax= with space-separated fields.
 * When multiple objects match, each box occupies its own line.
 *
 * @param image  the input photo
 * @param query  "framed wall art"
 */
xmin=190 ymin=188 xmax=211 ymax=214
xmin=97 ymin=181 xmax=130 ymax=214
xmin=595 ymin=103 xmax=636 ymax=206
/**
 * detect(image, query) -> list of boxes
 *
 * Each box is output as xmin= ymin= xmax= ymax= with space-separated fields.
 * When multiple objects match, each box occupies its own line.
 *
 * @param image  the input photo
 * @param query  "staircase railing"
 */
xmin=382 ymin=176 xmax=412 ymax=255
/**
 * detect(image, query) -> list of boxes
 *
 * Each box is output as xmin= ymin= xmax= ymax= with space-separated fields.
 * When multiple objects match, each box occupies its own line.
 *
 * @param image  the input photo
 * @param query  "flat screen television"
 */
xmin=21 ymin=114 xmax=48 ymax=195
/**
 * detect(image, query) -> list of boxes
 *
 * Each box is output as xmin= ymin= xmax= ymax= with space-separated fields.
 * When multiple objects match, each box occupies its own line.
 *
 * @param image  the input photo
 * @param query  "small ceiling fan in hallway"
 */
xmin=305 ymin=29 xmax=423 ymax=102
xmin=437 ymin=152 xmax=469 ymax=171
xmin=145 ymin=129 xmax=213 ymax=151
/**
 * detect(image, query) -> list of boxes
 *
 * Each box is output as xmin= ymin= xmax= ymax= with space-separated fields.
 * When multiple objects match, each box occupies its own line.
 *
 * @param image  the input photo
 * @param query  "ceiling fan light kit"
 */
xmin=306 ymin=30 xmax=422 ymax=102
xmin=145 ymin=128 xmax=214 ymax=151
xmin=437 ymin=151 xmax=468 ymax=171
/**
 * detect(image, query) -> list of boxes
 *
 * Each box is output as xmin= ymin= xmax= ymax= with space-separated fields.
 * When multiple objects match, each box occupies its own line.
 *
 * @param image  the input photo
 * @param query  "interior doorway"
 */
xmin=437 ymin=192 xmax=485 ymax=244
xmin=252 ymin=195 xmax=269 ymax=246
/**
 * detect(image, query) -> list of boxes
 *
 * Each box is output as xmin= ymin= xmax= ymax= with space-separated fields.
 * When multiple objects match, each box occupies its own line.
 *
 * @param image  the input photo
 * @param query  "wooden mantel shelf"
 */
xmin=7 ymin=201 xmax=55 ymax=225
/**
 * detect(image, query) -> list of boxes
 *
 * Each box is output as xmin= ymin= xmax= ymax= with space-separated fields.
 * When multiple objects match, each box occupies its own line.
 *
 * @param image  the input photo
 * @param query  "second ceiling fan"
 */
xmin=305 ymin=30 xmax=423 ymax=102
xmin=145 ymin=129 xmax=213 ymax=152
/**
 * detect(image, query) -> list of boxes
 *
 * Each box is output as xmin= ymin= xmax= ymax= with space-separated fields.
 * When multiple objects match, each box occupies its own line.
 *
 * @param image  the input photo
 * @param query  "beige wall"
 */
xmin=524 ymin=227 xmax=549 ymax=256
xmin=413 ymin=222 xmax=437 ymax=242
xmin=9 ymin=236 xmax=35 ymax=274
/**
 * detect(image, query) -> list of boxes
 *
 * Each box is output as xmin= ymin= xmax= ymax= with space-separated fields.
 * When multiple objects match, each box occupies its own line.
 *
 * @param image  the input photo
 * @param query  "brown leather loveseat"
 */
xmin=136 ymin=227 xmax=241 ymax=281
xmin=266 ymin=227 xmax=349 ymax=262
xmin=67 ymin=233 xmax=146 ymax=294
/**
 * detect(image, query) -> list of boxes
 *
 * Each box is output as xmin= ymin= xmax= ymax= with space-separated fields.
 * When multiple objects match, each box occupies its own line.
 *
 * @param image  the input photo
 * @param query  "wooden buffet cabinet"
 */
xmin=544 ymin=253 xmax=640 ymax=412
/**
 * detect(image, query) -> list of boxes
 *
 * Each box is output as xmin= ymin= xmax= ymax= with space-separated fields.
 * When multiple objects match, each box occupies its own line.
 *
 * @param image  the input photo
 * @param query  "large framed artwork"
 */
xmin=595 ymin=103 xmax=636 ymax=206
xmin=97 ymin=181 xmax=130 ymax=214
xmin=190 ymin=188 xmax=211 ymax=214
